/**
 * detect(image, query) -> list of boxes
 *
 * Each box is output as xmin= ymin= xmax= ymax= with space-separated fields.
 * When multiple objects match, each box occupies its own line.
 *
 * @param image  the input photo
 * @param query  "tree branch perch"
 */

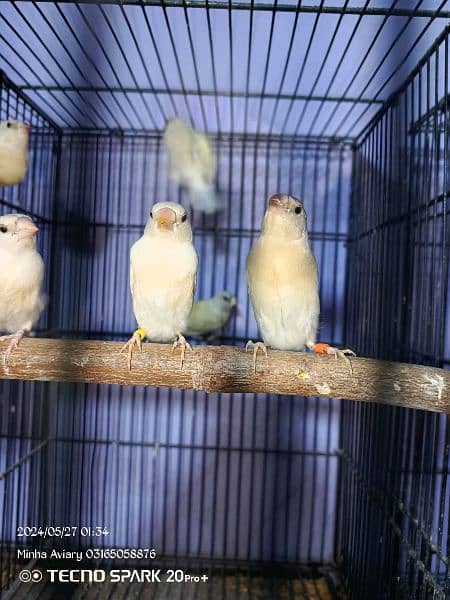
xmin=0 ymin=338 xmax=448 ymax=413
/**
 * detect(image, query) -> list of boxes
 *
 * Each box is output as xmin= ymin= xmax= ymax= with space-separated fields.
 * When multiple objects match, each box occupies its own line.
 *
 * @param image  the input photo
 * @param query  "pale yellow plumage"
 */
xmin=164 ymin=118 xmax=220 ymax=214
xmin=131 ymin=238 xmax=197 ymax=342
xmin=246 ymin=194 xmax=355 ymax=371
xmin=0 ymin=120 xmax=30 ymax=186
xmin=0 ymin=214 xmax=45 ymax=363
xmin=247 ymin=194 xmax=319 ymax=351
xmin=122 ymin=201 xmax=198 ymax=368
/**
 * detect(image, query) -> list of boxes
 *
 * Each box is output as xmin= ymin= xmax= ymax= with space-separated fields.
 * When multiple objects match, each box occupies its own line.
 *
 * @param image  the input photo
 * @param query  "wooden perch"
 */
xmin=0 ymin=338 xmax=448 ymax=413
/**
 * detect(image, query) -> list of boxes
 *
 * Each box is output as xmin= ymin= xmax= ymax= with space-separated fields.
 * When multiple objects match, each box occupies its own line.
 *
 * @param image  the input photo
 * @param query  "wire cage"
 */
xmin=0 ymin=2 xmax=449 ymax=599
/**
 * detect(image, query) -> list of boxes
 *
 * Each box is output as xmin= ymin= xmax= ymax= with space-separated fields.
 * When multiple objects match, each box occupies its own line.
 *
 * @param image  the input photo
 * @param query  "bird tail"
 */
xmin=189 ymin=183 xmax=221 ymax=214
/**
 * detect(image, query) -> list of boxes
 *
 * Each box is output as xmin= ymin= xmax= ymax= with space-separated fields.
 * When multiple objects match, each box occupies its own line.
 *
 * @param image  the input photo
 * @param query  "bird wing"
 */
xmin=192 ymin=130 xmax=216 ymax=185
xmin=164 ymin=119 xmax=196 ymax=183
xmin=130 ymin=261 xmax=136 ymax=299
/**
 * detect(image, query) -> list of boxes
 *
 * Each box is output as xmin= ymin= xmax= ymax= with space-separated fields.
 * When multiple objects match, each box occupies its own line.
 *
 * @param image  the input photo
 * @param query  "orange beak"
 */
xmin=23 ymin=123 xmax=31 ymax=134
xmin=16 ymin=216 xmax=38 ymax=239
xmin=155 ymin=207 xmax=177 ymax=230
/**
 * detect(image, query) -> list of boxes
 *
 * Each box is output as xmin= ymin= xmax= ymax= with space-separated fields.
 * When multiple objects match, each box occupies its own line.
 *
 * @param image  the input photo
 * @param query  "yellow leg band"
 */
xmin=134 ymin=328 xmax=146 ymax=341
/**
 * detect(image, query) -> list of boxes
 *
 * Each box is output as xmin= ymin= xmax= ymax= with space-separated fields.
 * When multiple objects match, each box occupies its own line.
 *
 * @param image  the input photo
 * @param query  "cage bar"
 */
xmin=0 ymin=2 xmax=449 ymax=599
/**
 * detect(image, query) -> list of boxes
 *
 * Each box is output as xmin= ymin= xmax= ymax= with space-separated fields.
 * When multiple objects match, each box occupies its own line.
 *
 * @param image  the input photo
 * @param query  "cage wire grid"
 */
xmin=0 ymin=1 xmax=448 ymax=599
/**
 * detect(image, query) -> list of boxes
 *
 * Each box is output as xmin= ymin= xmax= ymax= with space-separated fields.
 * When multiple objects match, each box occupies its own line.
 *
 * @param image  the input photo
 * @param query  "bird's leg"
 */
xmin=172 ymin=333 xmax=192 ymax=369
xmin=245 ymin=340 xmax=268 ymax=373
xmin=313 ymin=342 xmax=356 ymax=375
xmin=120 ymin=328 xmax=146 ymax=371
xmin=0 ymin=329 xmax=26 ymax=366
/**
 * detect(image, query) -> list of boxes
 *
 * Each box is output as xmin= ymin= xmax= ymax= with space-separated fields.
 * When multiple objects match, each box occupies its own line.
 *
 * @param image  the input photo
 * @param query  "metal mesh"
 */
xmin=0 ymin=3 xmax=448 ymax=600
xmin=341 ymin=24 xmax=450 ymax=600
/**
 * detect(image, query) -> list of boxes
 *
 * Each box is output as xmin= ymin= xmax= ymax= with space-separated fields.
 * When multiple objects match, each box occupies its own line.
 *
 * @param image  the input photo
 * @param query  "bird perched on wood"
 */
xmin=164 ymin=118 xmax=220 ymax=214
xmin=246 ymin=193 xmax=354 ymax=371
xmin=184 ymin=291 xmax=237 ymax=340
xmin=121 ymin=201 xmax=198 ymax=370
xmin=0 ymin=214 xmax=45 ymax=365
xmin=0 ymin=120 xmax=31 ymax=186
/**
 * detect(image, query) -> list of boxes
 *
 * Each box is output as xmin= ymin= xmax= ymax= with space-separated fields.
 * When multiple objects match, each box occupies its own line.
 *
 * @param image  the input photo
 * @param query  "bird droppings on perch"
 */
xmin=0 ymin=338 xmax=449 ymax=414
xmin=315 ymin=383 xmax=331 ymax=395
xmin=423 ymin=373 xmax=445 ymax=401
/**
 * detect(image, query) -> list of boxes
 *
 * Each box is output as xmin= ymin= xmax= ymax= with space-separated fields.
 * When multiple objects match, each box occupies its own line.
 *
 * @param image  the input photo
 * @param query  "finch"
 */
xmin=164 ymin=118 xmax=220 ymax=214
xmin=246 ymin=193 xmax=354 ymax=371
xmin=184 ymin=291 xmax=237 ymax=340
xmin=0 ymin=214 xmax=45 ymax=364
xmin=121 ymin=202 xmax=198 ymax=369
xmin=0 ymin=120 xmax=31 ymax=186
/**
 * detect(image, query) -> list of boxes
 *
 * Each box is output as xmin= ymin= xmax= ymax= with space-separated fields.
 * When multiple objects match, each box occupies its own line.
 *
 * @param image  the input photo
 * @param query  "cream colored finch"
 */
xmin=0 ymin=120 xmax=31 ymax=186
xmin=0 ymin=214 xmax=45 ymax=365
xmin=246 ymin=193 xmax=354 ymax=371
xmin=164 ymin=118 xmax=220 ymax=214
xmin=121 ymin=201 xmax=198 ymax=369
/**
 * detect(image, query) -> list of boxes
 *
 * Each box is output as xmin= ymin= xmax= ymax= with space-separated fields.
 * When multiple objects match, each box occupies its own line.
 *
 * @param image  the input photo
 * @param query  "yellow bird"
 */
xmin=246 ymin=193 xmax=354 ymax=371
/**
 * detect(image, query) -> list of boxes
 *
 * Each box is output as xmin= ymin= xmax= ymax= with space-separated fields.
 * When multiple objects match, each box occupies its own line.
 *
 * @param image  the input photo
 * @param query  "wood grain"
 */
xmin=0 ymin=338 xmax=448 ymax=413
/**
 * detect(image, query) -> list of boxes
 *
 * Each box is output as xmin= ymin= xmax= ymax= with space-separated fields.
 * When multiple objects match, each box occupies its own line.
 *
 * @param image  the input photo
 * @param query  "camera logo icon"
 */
xmin=18 ymin=569 xmax=42 ymax=583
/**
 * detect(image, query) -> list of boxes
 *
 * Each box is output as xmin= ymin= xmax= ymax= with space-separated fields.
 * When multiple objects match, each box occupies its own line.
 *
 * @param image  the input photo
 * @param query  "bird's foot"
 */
xmin=0 ymin=330 xmax=25 ymax=366
xmin=245 ymin=340 xmax=268 ymax=373
xmin=172 ymin=334 xmax=192 ymax=369
xmin=314 ymin=343 xmax=356 ymax=375
xmin=120 ymin=328 xmax=146 ymax=371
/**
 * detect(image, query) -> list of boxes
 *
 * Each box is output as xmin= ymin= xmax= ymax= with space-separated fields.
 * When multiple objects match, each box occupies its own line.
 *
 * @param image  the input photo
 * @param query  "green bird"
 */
xmin=184 ymin=292 xmax=237 ymax=340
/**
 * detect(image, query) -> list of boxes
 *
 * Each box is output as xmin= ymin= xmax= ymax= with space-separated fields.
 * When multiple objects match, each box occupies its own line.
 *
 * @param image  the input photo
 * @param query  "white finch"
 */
xmin=121 ymin=201 xmax=198 ymax=369
xmin=246 ymin=193 xmax=354 ymax=371
xmin=184 ymin=291 xmax=237 ymax=340
xmin=0 ymin=120 xmax=31 ymax=186
xmin=164 ymin=118 xmax=220 ymax=214
xmin=0 ymin=214 xmax=45 ymax=364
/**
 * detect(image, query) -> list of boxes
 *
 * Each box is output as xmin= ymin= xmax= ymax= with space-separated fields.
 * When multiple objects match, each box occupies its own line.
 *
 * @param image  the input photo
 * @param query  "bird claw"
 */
xmin=0 ymin=330 xmax=25 ymax=367
xmin=172 ymin=334 xmax=192 ymax=370
xmin=245 ymin=340 xmax=268 ymax=373
xmin=317 ymin=344 xmax=356 ymax=376
xmin=120 ymin=331 xmax=143 ymax=371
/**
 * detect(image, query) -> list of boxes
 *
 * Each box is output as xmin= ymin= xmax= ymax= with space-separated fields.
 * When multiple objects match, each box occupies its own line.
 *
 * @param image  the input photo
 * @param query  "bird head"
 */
xmin=217 ymin=291 xmax=237 ymax=309
xmin=262 ymin=193 xmax=308 ymax=240
xmin=0 ymin=120 xmax=31 ymax=147
xmin=0 ymin=214 xmax=39 ymax=251
xmin=145 ymin=201 xmax=192 ymax=242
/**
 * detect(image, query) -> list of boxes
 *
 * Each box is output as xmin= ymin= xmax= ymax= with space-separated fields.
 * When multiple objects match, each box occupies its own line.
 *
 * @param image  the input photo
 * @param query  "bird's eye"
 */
xmin=0 ymin=225 xmax=7 ymax=233
xmin=150 ymin=211 xmax=153 ymax=219
xmin=181 ymin=214 xmax=187 ymax=223
xmin=6 ymin=122 xmax=11 ymax=128
xmin=295 ymin=206 xmax=303 ymax=215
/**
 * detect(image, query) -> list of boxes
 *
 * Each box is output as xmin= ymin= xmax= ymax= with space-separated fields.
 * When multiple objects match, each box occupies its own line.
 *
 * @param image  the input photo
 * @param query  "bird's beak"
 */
xmin=230 ymin=297 xmax=237 ymax=308
xmin=155 ymin=207 xmax=177 ymax=231
xmin=268 ymin=194 xmax=286 ymax=211
xmin=23 ymin=123 xmax=31 ymax=133
xmin=16 ymin=216 xmax=38 ymax=239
